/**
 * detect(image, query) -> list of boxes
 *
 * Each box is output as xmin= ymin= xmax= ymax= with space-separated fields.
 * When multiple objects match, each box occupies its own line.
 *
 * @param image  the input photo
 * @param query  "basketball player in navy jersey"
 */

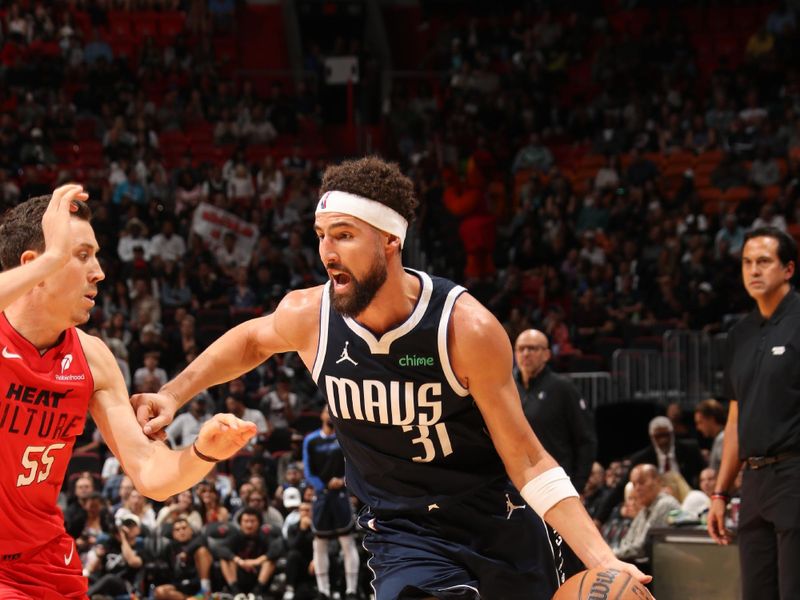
xmin=134 ymin=158 xmax=650 ymax=599
xmin=0 ymin=185 xmax=256 ymax=599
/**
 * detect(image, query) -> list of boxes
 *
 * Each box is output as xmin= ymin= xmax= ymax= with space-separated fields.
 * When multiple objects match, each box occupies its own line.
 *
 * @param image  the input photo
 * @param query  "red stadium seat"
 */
xmin=159 ymin=12 xmax=186 ymax=39
xmin=134 ymin=12 xmax=159 ymax=40
xmin=72 ymin=10 xmax=93 ymax=39
xmin=722 ymin=186 xmax=752 ymax=203
xmin=107 ymin=11 xmax=133 ymax=38
xmin=110 ymin=35 xmax=137 ymax=62
xmin=763 ymin=185 xmax=782 ymax=202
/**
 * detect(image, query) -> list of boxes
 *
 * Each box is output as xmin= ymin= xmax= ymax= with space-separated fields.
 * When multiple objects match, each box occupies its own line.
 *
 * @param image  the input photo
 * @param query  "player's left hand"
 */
xmin=131 ymin=390 xmax=179 ymax=440
xmin=194 ymin=413 xmax=257 ymax=461
xmin=597 ymin=557 xmax=652 ymax=586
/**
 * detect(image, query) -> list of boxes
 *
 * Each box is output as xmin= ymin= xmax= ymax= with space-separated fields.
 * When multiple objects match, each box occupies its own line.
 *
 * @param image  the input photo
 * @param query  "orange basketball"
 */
xmin=552 ymin=567 xmax=654 ymax=600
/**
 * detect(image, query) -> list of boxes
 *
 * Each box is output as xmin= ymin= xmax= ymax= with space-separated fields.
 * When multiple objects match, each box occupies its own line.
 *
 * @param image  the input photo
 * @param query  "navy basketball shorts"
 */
xmin=357 ymin=481 xmax=560 ymax=600
xmin=313 ymin=488 xmax=356 ymax=538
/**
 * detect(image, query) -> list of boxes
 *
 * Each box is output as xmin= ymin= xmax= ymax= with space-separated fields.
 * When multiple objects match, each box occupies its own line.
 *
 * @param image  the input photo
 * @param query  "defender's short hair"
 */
xmin=0 ymin=196 xmax=91 ymax=270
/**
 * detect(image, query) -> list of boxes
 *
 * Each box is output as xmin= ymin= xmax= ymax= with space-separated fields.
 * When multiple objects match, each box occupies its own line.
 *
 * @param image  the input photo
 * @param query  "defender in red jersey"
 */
xmin=0 ymin=185 xmax=257 ymax=599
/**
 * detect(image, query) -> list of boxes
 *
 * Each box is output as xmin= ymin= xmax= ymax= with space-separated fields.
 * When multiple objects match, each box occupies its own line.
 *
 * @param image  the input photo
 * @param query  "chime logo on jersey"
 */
xmin=398 ymin=354 xmax=435 ymax=367
xmin=324 ymin=375 xmax=443 ymax=426
xmin=55 ymin=353 xmax=85 ymax=381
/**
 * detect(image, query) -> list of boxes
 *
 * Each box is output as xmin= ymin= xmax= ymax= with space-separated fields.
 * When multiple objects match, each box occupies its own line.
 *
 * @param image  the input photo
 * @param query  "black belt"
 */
xmin=745 ymin=451 xmax=800 ymax=470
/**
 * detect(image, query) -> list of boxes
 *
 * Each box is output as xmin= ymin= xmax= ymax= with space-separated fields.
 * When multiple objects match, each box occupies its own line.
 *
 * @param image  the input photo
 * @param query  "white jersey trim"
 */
xmin=311 ymin=282 xmax=331 ymax=383
xmin=438 ymin=584 xmax=480 ymax=596
xmin=438 ymin=285 xmax=469 ymax=397
xmin=342 ymin=269 xmax=433 ymax=355
xmin=541 ymin=514 xmax=563 ymax=588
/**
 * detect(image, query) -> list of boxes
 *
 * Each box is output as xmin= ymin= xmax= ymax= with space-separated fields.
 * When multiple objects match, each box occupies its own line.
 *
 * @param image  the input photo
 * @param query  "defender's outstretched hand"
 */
xmin=42 ymin=184 xmax=89 ymax=264
xmin=131 ymin=391 xmax=178 ymax=440
xmin=194 ymin=413 xmax=257 ymax=461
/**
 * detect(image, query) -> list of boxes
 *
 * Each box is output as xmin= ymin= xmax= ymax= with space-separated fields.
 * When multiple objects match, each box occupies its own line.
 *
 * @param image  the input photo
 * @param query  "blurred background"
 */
xmin=3 ymin=0 xmax=789 ymax=597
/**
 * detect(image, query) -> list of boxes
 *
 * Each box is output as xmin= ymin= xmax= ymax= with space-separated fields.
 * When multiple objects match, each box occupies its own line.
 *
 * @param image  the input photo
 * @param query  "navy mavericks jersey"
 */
xmin=311 ymin=269 xmax=506 ymax=511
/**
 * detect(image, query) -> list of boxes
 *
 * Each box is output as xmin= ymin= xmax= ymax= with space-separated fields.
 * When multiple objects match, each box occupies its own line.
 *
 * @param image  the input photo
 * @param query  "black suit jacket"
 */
xmin=628 ymin=439 xmax=705 ymax=488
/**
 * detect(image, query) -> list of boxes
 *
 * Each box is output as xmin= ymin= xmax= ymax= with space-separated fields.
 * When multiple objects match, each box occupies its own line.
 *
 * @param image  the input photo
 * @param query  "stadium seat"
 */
xmin=664 ymin=151 xmax=695 ymax=170
xmin=763 ymin=185 xmax=782 ymax=202
xmin=696 ymin=150 xmax=723 ymax=166
xmin=722 ymin=186 xmax=751 ymax=203
xmin=134 ymin=12 xmax=159 ymax=40
xmin=107 ymin=11 xmax=133 ymax=38
xmin=110 ymin=35 xmax=137 ymax=62
xmin=714 ymin=33 xmax=745 ymax=67
xmin=158 ymin=12 xmax=186 ymax=40
xmin=72 ymin=10 xmax=93 ymax=39
xmin=578 ymin=154 xmax=606 ymax=171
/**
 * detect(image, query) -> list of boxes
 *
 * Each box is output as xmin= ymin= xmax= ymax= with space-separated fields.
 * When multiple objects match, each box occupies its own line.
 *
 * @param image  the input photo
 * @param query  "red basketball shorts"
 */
xmin=0 ymin=532 xmax=87 ymax=599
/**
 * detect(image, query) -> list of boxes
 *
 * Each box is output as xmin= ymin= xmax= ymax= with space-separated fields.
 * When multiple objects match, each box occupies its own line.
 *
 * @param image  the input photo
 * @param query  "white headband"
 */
xmin=316 ymin=190 xmax=408 ymax=247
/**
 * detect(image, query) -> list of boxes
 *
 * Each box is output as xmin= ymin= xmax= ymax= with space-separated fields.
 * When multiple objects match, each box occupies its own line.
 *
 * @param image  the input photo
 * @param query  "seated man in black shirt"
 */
xmin=282 ymin=501 xmax=316 ymax=600
xmin=220 ymin=507 xmax=285 ymax=597
xmin=85 ymin=515 xmax=145 ymax=598
xmin=151 ymin=517 xmax=213 ymax=600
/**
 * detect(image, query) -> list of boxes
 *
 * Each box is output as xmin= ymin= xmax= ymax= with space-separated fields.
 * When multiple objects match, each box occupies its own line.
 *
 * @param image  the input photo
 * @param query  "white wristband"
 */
xmin=520 ymin=467 xmax=579 ymax=517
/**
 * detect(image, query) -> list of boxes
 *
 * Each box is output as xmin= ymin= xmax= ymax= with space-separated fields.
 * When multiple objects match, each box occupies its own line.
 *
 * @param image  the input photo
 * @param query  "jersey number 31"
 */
xmin=402 ymin=424 xmax=453 ymax=463
xmin=17 ymin=443 xmax=66 ymax=487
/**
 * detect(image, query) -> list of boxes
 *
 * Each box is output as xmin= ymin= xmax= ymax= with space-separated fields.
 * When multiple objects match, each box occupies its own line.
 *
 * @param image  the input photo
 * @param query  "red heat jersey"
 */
xmin=0 ymin=313 xmax=94 ymax=557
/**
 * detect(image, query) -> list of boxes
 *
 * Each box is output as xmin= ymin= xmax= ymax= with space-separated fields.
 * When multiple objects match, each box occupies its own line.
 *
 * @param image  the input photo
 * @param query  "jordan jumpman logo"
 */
xmin=505 ymin=493 xmax=526 ymax=519
xmin=336 ymin=341 xmax=358 ymax=366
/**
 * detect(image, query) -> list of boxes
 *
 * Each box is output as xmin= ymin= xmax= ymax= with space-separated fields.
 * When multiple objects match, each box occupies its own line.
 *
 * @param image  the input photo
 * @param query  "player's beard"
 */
xmin=329 ymin=251 xmax=388 ymax=318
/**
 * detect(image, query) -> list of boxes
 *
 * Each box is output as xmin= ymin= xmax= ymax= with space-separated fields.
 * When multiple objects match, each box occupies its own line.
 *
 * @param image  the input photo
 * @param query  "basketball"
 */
xmin=552 ymin=567 xmax=654 ymax=600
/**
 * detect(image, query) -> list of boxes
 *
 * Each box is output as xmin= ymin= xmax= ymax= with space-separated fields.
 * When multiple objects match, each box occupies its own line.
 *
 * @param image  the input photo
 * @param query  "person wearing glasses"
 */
xmin=514 ymin=328 xmax=597 ymax=579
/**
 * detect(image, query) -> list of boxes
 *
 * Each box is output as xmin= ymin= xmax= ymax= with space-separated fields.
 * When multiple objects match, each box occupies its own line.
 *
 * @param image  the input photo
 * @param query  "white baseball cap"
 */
xmin=283 ymin=486 xmax=302 ymax=509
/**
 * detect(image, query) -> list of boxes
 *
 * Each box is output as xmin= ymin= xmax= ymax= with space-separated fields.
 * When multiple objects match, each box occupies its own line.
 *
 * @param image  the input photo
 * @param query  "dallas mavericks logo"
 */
xmin=336 ymin=341 xmax=358 ymax=366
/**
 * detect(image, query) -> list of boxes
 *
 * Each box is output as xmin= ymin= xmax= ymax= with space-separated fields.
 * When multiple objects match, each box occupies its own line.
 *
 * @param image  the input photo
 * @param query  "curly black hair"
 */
xmin=0 ymin=195 xmax=92 ymax=270
xmin=319 ymin=156 xmax=418 ymax=224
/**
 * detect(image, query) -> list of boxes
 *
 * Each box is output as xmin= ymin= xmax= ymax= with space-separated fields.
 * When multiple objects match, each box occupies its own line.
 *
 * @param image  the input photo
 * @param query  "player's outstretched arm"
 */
xmin=83 ymin=332 xmax=256 ymax=500
xmin=450 ymin=293 xmax=651 ymax=584
xmin=132 ymin=286 xmax=322 ymax=436
xmin=0 ymin=184 xmax=88 ymax=312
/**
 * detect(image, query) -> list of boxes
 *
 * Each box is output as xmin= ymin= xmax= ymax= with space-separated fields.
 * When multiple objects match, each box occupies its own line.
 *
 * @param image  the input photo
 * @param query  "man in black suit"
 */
xmin=629 ymin=416 xmax=705 ymax=487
